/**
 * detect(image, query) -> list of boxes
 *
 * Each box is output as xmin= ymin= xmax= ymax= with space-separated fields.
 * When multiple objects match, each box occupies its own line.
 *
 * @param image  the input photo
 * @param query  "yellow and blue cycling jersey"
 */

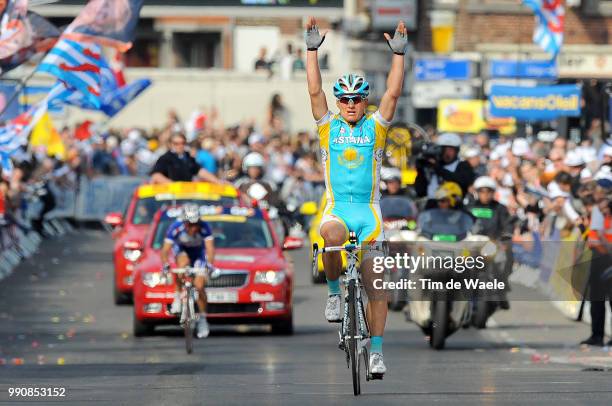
xmin=317 ymin=110 xmax=390 ymax=242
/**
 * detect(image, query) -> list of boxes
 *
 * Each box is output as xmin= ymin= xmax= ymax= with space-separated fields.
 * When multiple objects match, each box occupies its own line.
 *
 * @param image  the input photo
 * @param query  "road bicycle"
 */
xmin=169 ymin=266 xmax=208 ymax=354
xmin=312 ymin=232 xmax=383 ymax=396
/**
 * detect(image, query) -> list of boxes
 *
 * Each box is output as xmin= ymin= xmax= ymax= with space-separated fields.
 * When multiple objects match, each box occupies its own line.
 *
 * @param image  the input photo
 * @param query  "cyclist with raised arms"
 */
xmin=305 ymin=16 xmax=407 ymax=376
xmin=161 ymin=204 xmax=215 ymax=339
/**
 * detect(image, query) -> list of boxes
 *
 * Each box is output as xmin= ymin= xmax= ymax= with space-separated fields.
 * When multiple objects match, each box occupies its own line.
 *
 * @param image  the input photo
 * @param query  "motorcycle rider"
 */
xmin=235 ymin=152 xmax=278 ymax=206
xmin=415 ymin=133 xmax=476 ymax=208
xmin=381 ymin=167 xmax=404 ymax=196
xmin=466 ymin=176 xmax=513 ymax=309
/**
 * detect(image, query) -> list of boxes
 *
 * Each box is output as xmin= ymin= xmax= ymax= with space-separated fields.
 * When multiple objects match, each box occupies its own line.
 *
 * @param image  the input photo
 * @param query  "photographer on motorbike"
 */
xmin=415 ymin=133 xmax=475 ymax=209
xmin=466 ymin=176 xmax=513 ymax=310
xmin=381 ymin=167 xmax=404 ymax=196
xmin=235 ymin=152 xmax=278 ymax=206
xmin=235 ymin=152 xmax=288 ymax=237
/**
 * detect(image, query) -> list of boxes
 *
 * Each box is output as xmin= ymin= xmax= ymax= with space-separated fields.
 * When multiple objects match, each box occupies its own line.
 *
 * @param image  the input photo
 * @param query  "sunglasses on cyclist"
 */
xmin=339 ymin=96 xmax=363 ymax=105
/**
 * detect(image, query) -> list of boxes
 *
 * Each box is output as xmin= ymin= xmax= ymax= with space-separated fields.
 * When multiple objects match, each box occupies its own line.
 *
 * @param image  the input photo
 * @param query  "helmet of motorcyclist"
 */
xmin=333 ymin=74 xmax=370 ymax=99
xmin=436 ymin=133 xmax=462 ymax=148
xmin=434 ymin=181 xmax=463 ymax=208
xmin=181 ymin=204 xmax=200 ymax=224
xmin=381 ymin=166 xmax=402 ymax=182
xmin=473 ymin=176 xmax=497 ymax=191
xmin=242 ymin=152 xmax=265 ymax=173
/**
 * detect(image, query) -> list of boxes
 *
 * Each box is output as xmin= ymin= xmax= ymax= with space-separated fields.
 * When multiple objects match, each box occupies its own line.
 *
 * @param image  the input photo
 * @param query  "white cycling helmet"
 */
xmin=242 ymin=152 xmax=265 ymax=172
xmin=181 ymin=204 xmax=200 ymax=224
xmin=381 ymin=167 xmax=401 ymax=182
xmin=436 ymin=133 xmax=462 ymax=148
xmin=474 ymin=176 xmax=497 ymax=191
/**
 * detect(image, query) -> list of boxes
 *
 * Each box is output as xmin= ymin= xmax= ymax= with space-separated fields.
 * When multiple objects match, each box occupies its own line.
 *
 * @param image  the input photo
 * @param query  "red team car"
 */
xmin=132 ymin=204 xmax=302 ymax=336
xmin=105 ymin=182 xmax=239 ymax=304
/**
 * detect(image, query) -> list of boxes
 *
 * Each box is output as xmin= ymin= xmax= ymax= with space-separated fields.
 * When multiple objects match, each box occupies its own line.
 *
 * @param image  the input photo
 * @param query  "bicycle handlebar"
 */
xmin=314 ymin=243 xmax=385 ymax=254
xmin=170 ymin=267 xmax=209 ymax=276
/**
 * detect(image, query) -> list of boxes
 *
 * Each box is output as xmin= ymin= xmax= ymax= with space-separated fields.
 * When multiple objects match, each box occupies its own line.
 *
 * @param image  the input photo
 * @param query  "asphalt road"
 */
xmin=0 ymin=229 xmax=611 ymax=405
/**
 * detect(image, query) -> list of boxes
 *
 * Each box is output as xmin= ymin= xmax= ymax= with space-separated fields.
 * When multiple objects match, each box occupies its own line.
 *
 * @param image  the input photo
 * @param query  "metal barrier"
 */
xmin=0 ymin=175 xmax=143 ymax=281
xmin=45 ymin=176 xmax=143 ymax=221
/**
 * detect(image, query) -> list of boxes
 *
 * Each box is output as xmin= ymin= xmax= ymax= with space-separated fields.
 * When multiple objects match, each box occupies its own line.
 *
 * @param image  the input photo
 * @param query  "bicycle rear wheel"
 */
xmin=184 ymin=293 xmax=194 ymax=354
xmin=348 ymin=279 xmax=360 ymax=396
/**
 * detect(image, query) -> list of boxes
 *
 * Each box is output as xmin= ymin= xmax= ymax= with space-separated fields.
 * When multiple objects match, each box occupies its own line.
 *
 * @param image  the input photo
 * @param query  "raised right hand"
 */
xmin=304 ymin=16 xmax=326 ymax=51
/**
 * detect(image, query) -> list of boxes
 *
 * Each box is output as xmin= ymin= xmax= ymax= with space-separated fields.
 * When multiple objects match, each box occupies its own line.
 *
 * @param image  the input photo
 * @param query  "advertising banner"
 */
xmin=371 ymin=0 xmax=417 ymax=31
xmin=414 ymin=58 xmax=472 ymax=81
xmin=437 ymin=99 xmax=485 ymax=133
xmin=489 ymin=84 xmax=581 ymax=120
xmin=488 ymin=59 xmax=557 ymax=79
xmin=438 ymin=99 xmax=517 ymax=134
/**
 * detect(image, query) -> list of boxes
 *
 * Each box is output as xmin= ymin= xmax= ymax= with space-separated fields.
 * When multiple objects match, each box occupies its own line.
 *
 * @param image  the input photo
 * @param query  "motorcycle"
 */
xmin=398 ymin=208 xmax=499 ymax=350
xmin=380 ymin=195 xmax=418 ymax=311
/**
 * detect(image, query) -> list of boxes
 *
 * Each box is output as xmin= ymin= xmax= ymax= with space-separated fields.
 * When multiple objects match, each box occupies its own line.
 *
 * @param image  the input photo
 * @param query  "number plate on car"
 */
xmin=207 ymin=290 xmax=238 ymax=303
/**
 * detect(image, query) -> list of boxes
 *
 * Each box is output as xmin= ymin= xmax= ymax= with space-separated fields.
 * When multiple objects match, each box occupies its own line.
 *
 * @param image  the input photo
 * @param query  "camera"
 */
xmin=414 ymin=142 xmax=441 ymax=168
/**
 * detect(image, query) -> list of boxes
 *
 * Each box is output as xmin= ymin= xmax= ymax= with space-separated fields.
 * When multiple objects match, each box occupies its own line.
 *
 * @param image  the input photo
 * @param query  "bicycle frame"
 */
xmin=312 ymin=236 xmax=382 ymax=395
xmin=340 ymin=245 xmax=370 ymax=355
xmin=171 ymin=267 xmax=206 ymax=354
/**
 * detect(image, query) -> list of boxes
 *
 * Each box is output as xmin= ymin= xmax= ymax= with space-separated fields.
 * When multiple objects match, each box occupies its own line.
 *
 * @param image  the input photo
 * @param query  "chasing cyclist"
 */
xmin=305 ymin=16 xmax=407 ymax=376
xmin=161 ymin=204 xmax=215 ymax=338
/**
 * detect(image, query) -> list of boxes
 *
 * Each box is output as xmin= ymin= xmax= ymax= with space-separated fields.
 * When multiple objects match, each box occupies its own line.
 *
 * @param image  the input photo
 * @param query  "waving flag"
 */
xmin=47 ymin=47 xmax=151 ymax=117
xmin=63 ymin=0 xmax=144 ymax=52
xmin=37 ymin=39 xmax=104 ymax=108
xmin=0 ymin=98 xmax=46 ymax=159
xmin=0 ymin=11 xmax=60 ymax=74
xmin=0 ymin=0 xmax=31 ymax=60
xmin=523 ymin=0 xmax=565 ymax=57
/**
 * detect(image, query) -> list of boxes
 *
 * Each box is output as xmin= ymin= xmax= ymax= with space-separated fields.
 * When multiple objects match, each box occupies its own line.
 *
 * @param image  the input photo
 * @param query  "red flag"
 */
xmin=74 ymin=120 xmax=93 ymax=141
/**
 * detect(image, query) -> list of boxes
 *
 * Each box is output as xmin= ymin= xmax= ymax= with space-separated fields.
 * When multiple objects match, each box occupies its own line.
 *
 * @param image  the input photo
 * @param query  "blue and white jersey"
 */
xmin=164 ymin=220 xmax=213 ymax=254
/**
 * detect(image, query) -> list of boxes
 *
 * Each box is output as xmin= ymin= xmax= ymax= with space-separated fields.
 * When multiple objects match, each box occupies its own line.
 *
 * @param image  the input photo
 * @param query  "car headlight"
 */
xmin=480 ymin=241 xmax=497 ymax=258
xmin=142 ymin=272 xmax=172 ymax=288
xmin=254 ymin=270 xmax=286 ymax=286
xmin=123 ymin=248 xmax=142 ymax=262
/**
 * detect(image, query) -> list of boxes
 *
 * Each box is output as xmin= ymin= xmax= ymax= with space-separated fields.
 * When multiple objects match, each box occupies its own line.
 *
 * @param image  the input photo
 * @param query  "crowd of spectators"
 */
xmin=0 ymin=93 xmax=325 ymax=236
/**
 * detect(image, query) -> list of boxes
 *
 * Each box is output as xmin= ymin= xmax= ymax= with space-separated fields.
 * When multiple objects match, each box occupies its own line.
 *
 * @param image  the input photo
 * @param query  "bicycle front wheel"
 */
xmin=184 ymin=293 xmax=194 ymax=354
xmin=347 ymin=279 xmax=360 ymax=396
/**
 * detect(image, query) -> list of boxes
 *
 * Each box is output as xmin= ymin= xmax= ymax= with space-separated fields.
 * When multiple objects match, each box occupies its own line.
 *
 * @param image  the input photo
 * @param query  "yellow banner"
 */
xmin=437 ymin=99 xmax=485 ymax=134
xmin=438 ymin=99 xmax=517 ymax=135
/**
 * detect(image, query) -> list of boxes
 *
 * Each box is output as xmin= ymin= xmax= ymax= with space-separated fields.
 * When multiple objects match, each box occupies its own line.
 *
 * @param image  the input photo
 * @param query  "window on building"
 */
xmin=173 ymin=32 xmax=222 ymax=69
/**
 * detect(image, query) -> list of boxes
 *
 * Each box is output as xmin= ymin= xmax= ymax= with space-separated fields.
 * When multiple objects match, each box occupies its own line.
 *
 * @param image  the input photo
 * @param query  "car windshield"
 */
xmin=132 ymin=197 xmax=237 ymax=225
xmin=152 ymin=216 xmax=274 ymax=249
xmin=380 ymin=196 xmax=416 ymax=219
xmin=417 ymin=208 xmax=474 ymax=241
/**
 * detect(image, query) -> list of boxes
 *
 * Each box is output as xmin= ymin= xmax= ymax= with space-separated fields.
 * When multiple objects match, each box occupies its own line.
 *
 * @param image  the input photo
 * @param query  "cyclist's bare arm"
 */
xmin=160 ymin=240 xmax=172 ymax=265
xmin=205 ymin=237 xmax=215 ymax=264
xmin=379 ymin=21 xmax=407 ymax=123
xmin=305 ymin=16 xmax=328 ymax=121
